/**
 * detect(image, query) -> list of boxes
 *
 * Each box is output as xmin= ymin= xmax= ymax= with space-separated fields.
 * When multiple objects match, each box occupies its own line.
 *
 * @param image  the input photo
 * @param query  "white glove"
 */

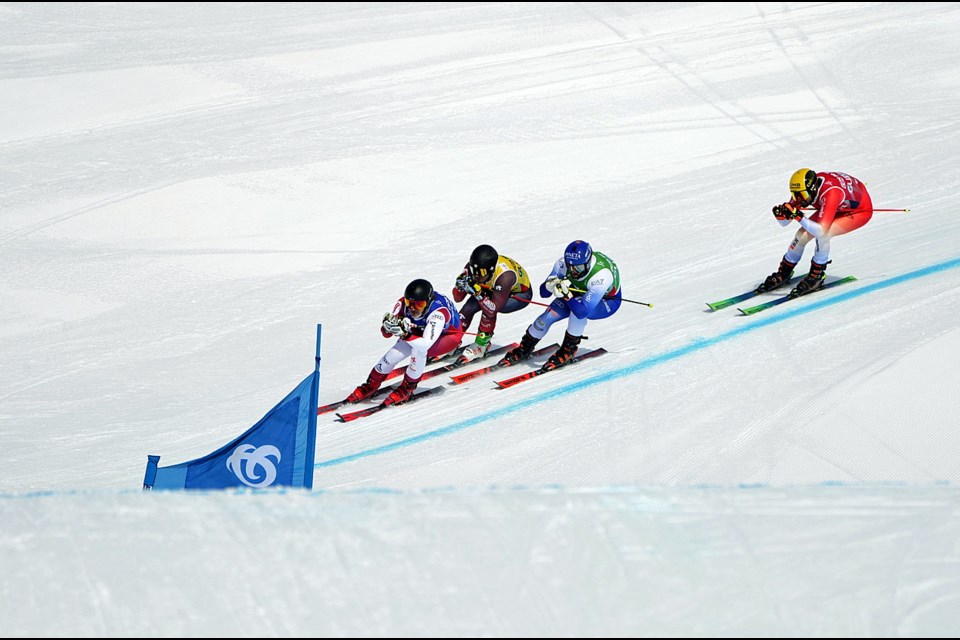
xmin=382 ymin=313 xmax=410 ymax=337
xmin=546 ymin=276 xmax=572 ymax=299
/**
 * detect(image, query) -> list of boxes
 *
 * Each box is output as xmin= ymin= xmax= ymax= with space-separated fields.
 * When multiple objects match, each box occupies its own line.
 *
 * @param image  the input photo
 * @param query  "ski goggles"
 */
xmin=404 ymin=298 xmax=428 ymax=317
xmin=791 ymin=189 xmax=813 ymax=206
xmin=565 ymin=261 xmax=590 ymax=279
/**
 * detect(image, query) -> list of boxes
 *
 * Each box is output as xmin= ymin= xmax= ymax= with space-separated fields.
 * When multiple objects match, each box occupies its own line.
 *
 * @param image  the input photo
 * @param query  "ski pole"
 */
xmin=567 ymin=286 xmax=653 ymax=308
xmin=469 ymin=282 xmax=552 ymax=308
xmin=802 ymin=208 xmax=911 ymax=212
xmin=511 ymin=284 xmax=652 ymax=308
xmin=512 ymin=294 xmax=552 ymax=308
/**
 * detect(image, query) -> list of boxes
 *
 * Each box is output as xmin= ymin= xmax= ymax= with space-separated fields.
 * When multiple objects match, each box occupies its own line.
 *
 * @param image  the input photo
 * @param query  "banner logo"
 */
xmin=226 ymin=444 xmax=281 ymax=487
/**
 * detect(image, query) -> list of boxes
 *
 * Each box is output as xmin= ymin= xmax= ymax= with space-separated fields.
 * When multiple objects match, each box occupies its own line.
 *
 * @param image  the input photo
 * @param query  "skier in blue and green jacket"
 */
xmin=499 ymin=240 xmax=621 ymax=371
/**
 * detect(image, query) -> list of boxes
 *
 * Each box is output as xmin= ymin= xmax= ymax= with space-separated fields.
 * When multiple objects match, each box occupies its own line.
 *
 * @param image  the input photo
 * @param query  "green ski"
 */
xmin=738 ymin=276 xmax=858 ymax=316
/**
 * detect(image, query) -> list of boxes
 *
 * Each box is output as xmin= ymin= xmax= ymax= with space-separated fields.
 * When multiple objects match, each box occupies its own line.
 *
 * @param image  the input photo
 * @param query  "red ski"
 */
xmin=335 ymin=387 xmax=445 ymax=423
xmin=495 ymin=348 xmax=608 ymax=389
xmin=449 ymin=343 xmax=559 ymax=385
xmin=318 ymin=342 xmax=517 ymax=415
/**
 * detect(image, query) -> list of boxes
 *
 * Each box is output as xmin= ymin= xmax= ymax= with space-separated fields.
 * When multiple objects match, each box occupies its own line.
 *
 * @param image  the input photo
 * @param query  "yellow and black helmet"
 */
xmin=789 ymin=168 xmax=820 ymax=206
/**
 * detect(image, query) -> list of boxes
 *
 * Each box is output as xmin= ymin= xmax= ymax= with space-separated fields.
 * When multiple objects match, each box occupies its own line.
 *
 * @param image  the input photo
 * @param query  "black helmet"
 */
xmin=403 ymin=278 xmax=434 ymax=318
xmin=468 ymin=244 xmax=499 ymax=283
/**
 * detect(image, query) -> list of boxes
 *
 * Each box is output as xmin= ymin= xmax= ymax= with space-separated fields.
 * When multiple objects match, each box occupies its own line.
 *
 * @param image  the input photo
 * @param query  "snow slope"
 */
xmin=2 ymin=3 xmax=959 ymax=636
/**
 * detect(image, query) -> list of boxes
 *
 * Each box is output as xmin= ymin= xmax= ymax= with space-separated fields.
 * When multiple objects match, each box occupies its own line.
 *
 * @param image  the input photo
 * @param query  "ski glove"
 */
xmin=546 ymin=276 xmax=572 ymax=299
xmin=382 ymin=313 xmax=412 ymax=338
xmin=455 ymin=274 xmax=474 ymax=295
xmin=773 ymin=202 xmax=803 ymax=221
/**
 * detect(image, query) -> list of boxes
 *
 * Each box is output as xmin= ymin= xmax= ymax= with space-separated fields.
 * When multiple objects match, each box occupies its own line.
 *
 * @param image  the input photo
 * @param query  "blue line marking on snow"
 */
xmin=316 ymin=257 xmax=960 ymax=468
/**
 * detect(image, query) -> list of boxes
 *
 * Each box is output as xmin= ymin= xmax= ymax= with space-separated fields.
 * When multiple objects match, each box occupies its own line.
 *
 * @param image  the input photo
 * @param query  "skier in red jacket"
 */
xmin=345 ymin=279 xmax=463 ymax=407
xmin=757 ymin=168 xmax=873 ymax=297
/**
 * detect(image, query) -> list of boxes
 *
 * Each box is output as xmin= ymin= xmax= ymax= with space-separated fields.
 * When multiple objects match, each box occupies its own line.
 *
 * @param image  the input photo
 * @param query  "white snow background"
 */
xmin=2 ymin=2 xmax=959 ymax=637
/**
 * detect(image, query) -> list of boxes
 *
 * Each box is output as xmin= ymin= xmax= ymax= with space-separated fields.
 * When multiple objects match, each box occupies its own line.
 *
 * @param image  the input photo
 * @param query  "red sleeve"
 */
xmin=451 ymin=266 xmax=469 ymax=302
xmin=380 ymin=297 xmax=404 ymax=338
xmin=817 ymin=187 xmax=844 ymax=234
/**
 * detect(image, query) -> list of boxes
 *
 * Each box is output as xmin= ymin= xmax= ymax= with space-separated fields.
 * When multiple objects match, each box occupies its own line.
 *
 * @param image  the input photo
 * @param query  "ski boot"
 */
xmin=498 ymin=330 xmax=540 ymax=366
xmin=790 ymin=260 xmax=829 ymax=298
xmin=755 ymin=256 xmax=798 ymax=293
xmin=346 ymin=368 xmax=388 ymax=403
xmin=382 ymin=374 xmax=419 ymax=406
xmin=457 ymin=331 xmax=492 ymax=364
xmin=541 ymin=332 xmax=582 ymax=371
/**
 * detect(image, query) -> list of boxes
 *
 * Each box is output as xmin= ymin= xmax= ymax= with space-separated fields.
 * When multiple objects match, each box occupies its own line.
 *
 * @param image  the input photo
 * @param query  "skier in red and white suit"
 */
xmin=345 ymin=278 xmax=463 ymax=407
xmin=756 ymin=168 xmax=873 ymax=297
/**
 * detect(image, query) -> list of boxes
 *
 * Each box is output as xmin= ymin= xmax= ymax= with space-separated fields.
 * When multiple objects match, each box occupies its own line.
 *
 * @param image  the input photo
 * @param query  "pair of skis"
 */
xmin=330 ymin=341 xmax=531 ymax=422
xmin=448 ymin=342 xmax=607 ymax=389
xmin=492 ymin=348 xmax=607 ymax=389
xmin=447 ymin=343 xmax=558 ymax=385
xmin=333 ymin=342 xmax=608 ymax=422
xmin=707 ymin=274 xmax=857 ymax=315
xmin=318 ymin=342 xmax=518 ymax=418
